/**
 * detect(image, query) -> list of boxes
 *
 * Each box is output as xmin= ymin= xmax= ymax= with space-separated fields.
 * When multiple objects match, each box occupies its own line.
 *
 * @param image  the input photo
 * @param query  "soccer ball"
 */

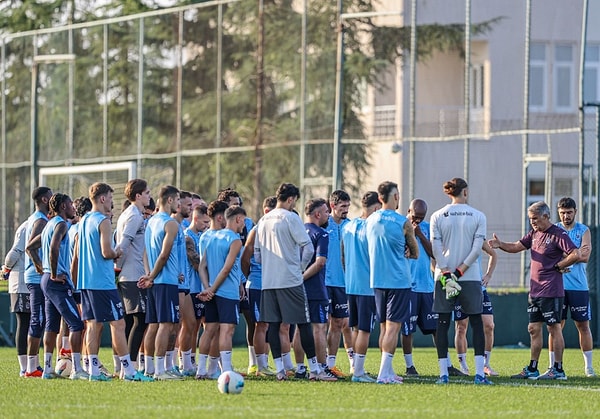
xmin=55 ymin=358 xmax=73 ymax=377
xmin=217 ymin=371 xmax=244 ymax=394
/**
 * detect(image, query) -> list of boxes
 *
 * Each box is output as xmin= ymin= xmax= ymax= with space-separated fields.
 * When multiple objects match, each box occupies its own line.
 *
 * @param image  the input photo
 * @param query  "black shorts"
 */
xmin=433 ymin=281 xmax=483 ymax=315
xmin=259 ymin=285 xmax=311 ymax=325
xmin=118 ymin=282 xmax=147 ymax=314
xmin=9 ymin=293 xmax=30 ymax=314
xmin=528 ymin=296 xmax=563 ymax=325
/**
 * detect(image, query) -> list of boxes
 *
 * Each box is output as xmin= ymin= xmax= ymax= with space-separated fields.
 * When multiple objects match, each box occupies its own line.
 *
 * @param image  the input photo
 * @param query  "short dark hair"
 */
xmin=377 ymin=181 xmax=398 ymax=204
xmin=557 ymin=197 xmax=577 ymax=210
xmin=191 ymin=193 xmax=203 ymax=201
xmin=263 ymin=196 xmax=277 ymax=210
xmin=75 ymin=196 xmax=92 ymax=217
xmin=32 ymin=186 xmax=52 ymax=203
xmin=158 ymin=185 xmax=180 ymax=205
xmin=145 ymin=197 xmax=156 ymax=212
xmin=89 ymin=182 xmax=114 ymax=201
xmin=124 ymin=179 xmax=148 ymax=202
xmin=225 ymin=204 xmax=246 ymax=219
xmin=194 ymin=205 xmax=208 ymax=217
xmin=443 ymin=178 xmax=468 ymax=197
xmin=217 ymin=188 xmax=240 ymax=204
xmin=361 ymin=191 xmax=379 ymax=208
xmin=276 ymin=183 xmax=300 ymax=202
xmin=330 ymin=189 xmax=350 ymax=204
xmin=207 ymin=200 xmax=229 ymax=219
xmin=304 ymin=198 xmax=327 ymax=216
xmin=180 ymin=190 xmax=192 ymax=200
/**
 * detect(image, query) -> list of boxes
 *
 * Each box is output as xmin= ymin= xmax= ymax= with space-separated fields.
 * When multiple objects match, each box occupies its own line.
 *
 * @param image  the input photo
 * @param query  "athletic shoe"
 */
xmin=181 ymin=368 xmax=196 ymax=377
xmin=70 ymin=370 xmax=90 ymax=381
xmin=286 ymin=368 xmax=296 ymax=377
xmin=42 ymin=371 xmax=62 ymax=380
xmin=585 ymin=367 xmax=596 ymax=377
xmin=310 ymin=370 xmax=337 ymax=382
xmin=168 ymin=367 xmax=183 ymax=377
xmin=405 ymin=365 xmax=419 ymax=377
xmin=19 ymin=370 xmax=25 ymax=377
xmin=436 ymin=375 xmax=449 ymax=385
xmin=59 ymin=348 xmax=72 ymax=359
xmin=98 ymin=364 xmax=114 ymax=378
xmin=276 ymin=370 xmax=288 ymax=381
xmin=510 ymin=366 xmax=540 ymax=379
xmin=474 ymin=374 xmax=493 ymax=385
xmin=447 ymin=365 xmax=468 ymax=377
xmin=484 ymin=365 xmax=499 ymax=376
xmin=24 ymin=370 xmax=43 ymax=378
xmin=89 ymin=374 xmax=112 ymax=382
xmin=376 ymin=376 xmax=403 ymax=384
xmin=459 ymin=366 xmax=470 ymax=376
xmin=256 ymin=366 xmax=277 ymax=377
xmin=537 ymin=367 xmax=567 ymax=381
xmin=124 ymin=370 xmax=154 ymax=382
xmin=247 ymin=365 xmax=258 ymax=376
xmin=294 ymin=369 xmax=308 ymax=379
xmin=351 ymin=374 xmax=377 ymax=383
xmin=207 ymin=370 xmax=221 ymax=380
xmin=328 ymin=365 xmax=346 ymax=379
xmin=154 ymin=371 xmax=183 ymax=381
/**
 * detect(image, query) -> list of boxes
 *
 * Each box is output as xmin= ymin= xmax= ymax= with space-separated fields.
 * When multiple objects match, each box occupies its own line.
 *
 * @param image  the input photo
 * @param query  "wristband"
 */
xmin=453 ymin=268 xmax=464 ymax=278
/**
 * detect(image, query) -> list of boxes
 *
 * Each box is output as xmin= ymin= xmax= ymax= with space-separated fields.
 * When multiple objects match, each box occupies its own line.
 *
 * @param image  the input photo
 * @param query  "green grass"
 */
xmin=1 ymin=347 xmax=600 ymax=417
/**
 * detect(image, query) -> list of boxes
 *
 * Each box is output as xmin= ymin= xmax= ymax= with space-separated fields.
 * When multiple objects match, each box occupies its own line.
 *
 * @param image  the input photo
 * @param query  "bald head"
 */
xmin=408 ymin=199 xmax=428 ymax=224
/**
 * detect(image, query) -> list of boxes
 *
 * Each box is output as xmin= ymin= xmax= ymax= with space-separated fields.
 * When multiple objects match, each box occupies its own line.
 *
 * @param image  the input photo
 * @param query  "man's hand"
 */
xmin=439 ymin=271 xmax=461 ymax=299
xmin=137 ymin=275 xmax=153 ymax=289
xmin=50 ymin=273 xmax=66 ymax=284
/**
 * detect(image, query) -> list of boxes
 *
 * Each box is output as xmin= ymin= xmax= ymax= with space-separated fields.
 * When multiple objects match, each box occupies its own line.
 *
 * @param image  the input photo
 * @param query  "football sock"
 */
xmin=120 ymin=354 xmax=136 ymax=376
xmin=196 ymin=354 xmax=208 ymax=376
xmin=458 ymin=353 xmax=468 ymax=371
xmin=62 ymin=336 xmax=70 ymax=350
xmin=72 ymin=353 xmax=82 ymax=373
xmin=583 ymin=350 xmax=593 ymax=369
xmin=145 ymin=356 xmax=155 ymax=375
xmin=528 ymin=360 xmax=538 ymax=371
xmin=438 ymin=358 xmax=449 ymax=377
xmin=474 ymin=355 xmax=485 ymax=377
xmin=257 ymin=353 xmax=268 ymax=370
xmin=404 ymin=353 xmax=414 ymax=368
xmin=346 ymin=347 xmax=355 ymax=368
xmin=155 ymin=356 xmax=165 ymax=375
xmin=377 ymin=352 xmax=393 ymax=379
xmin=282 ymin=352 xmax=294 ymax=370
xmin=296 ymin=363 xmax=306 ymax=373
xmin=165 ymin=350 xmax=174 ymax=370
xmin=274 ymin=357 xmax=284 ymax=373
xmin=548 ymin=351 xmax=555 ymax=368
xmin=208 ymin=356 xmax=220 ymax=375
xmin=182 ymin=349 xmax=193 ymax=371
xmin=90 ymin=355 xmax=100 ymax=377
xmin=43 ymin=352 xmax=53 ymax=374
xmin=484 ymin=351 xmax=492 ymax=367
xmin=308 ymin=357 xmax=319 ymax=374
xmin=113 ymin=355 xmax=121 ymax=373
xmin=354 ymin=353 xmax=366 ymax=376
xmin=248 ymin=346 xmax=257 ymax=367
xmin=27 ymin=355 xmax=37 ymax=374
xmin=220 ymin=351 xmax=233 ymax=372
xmin=326 ymin=355 xmax=336 ymax=369
xmin=18 ymin=355 xmax=27 ymax=373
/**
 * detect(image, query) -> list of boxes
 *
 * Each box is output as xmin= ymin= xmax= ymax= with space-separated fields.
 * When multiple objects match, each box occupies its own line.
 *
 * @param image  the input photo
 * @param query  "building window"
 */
xmin=529 ymin=43 xmax=547 ymax=111
xmin=554 ymin=44 xmax=574 ymax=111
xmin=585 ymin=44 xmax=600 ymax=104
xmin=470 ymin=64 xmax=485 ymax=109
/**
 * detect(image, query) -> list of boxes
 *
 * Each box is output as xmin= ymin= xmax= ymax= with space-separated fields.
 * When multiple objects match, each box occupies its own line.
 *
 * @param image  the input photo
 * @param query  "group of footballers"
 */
xmin=1 ymin=176 xmax=595 ymax=384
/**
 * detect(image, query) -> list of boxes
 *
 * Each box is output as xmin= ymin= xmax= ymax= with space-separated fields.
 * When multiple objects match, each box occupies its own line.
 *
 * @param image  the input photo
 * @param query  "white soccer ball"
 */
xmin=55 ymin=358 xmax=73 ymax=377
xmin=217 ymin=371 xmax=244 ymax=394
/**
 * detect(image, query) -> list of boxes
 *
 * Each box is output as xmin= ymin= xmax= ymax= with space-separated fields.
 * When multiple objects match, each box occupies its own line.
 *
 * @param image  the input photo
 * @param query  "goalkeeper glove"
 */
xmin=439 ymin=271 xmax=461 ymax=299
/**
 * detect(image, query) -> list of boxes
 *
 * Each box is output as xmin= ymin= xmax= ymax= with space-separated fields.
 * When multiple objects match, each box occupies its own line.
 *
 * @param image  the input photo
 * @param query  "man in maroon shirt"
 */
xmin=488 ymin=201 xmax=579 ymax=380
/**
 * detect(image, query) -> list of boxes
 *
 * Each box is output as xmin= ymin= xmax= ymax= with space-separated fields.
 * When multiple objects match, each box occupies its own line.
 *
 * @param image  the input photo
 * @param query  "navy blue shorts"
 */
xmin=562 ymin=290 xmax=592 ymax=322
xmin=402 ymin=291 xmax=437 ymax=336
xmin=41 ymin=273 xmax=83 ymax=333
xmin=374 ymin=288 xmax=411 ymax=324
xmin=307 ymin=299 xmax=330 ymax=324
xmin=239 ymin=286 xmax=250 ymax=311
xmin=204 ymin=295 xmax=239 ymax=325
xmin=348 ymin=294 xmax=376 ymax=333
xmin=327 ymin=286 xmax=349 ymax=319
xmin=528 ymin=296 xmax=563 ymax=325
xmin=247 ymin=288 xmax=262 ymax=323
xmin=146 ymin=284 xmax=180 ymax=324
xmin=80 ymin=289 xmax=125 ymax=322
xmin=27 ymin=283 xmax=45 ymax=338
xmin=454 ymin=289 xmax=493 ymax=320
xmin=190 ymin=292 xmax=205 ymax=320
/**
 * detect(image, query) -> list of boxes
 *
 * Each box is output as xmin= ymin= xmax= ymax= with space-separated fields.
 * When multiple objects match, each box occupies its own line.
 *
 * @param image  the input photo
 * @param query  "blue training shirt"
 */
xmin=78 ymin=211 xmax=115 ymax=290
xmin=302 ymin=222 xmax=329 ymax=301
xmin=365 ymin=209 xmax=411 ymax=290
xmin=184 ymin=227 xmax=202 ymax=294
xmin=409 ymin=220 xmax=434 ymax=293
xmin=24 ymin=211 xmax=48 ymax=285
xmin=145 ymin=212 xmax=180 ymax=286
xmin=41 ymin=215 xmax=73 ymax=288
xmin=204 ymin=228 xmax=242 ymax=300
xmin=324 ymin=215 xmax=349 ymax=288
xmin=557 ymin=221 xmax=589 ymax=291
xmin=246 ymin=226 xmax=262 ymax=291
xmin=340 ymin=217 xmax=373 ymax=296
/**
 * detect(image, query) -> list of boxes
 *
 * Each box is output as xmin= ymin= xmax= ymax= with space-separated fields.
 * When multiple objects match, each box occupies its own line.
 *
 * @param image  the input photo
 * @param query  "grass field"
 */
xmin=1 ymin=346 xmax=599 ymax=418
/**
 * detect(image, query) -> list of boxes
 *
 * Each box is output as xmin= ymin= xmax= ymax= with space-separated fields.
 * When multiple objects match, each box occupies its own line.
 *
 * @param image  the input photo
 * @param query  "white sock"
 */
xmin=474 ymin=355 xmax=485 ymax=377
xmin=446 ymin=352 xmax=453 ymax=368
xmin=282 ymin=352 xmax=294 ymax=370
xmin=196 ymin=354 xmax=208 ymax=376
xmin=62 ymin=336 xmax=70 ymax=350
xmin=327 ymin=355 xmax=336 ymax=369
xmin=155 ymin=356 xmax=165 ymax=375
xmin=72 ymin=353 xmax=82 ymax=373
xmin=354 ymin=353 xmax=366 ymax=376
xmin=583 ymin=350 xmax=593 ymax=369
xmin=296 ymin=362 xmax=306 ymax=373
xmin=113 ymin=354 xmax=121 ymax=372
xmin=274 ymin=357 xmax=284 ymax=373
xmin=182 ymin=349 xmax=193 ymax=371
xmin=220 ymin=351 xmax=233 ymax=372
xmin=120 ymin=354 xmax=136 ymax=376
xmin=90 ymin=355 xmax=100 ymax=377
xmin=27 ymin=355 xmax=37 ymax=373
xmin=18 ymin=355 xmax=27 ymax=373
xmin=548 ymin=351 xmax=555 ymax=368
xmin=83 ymin=355 xmax=89 ymax=373
xmin=43 ymin=352 xmax=53 ymax=374
xmin=346 ymin=347 xmax=355 ymax=368
xmin=208 ymin=356 xmax=220 ymax=375
xmin=165 ymin=350 xmax=174 ymax=370
xmin=308 ymin=356 xmax=319 ymax=374
xmin=138 ymin=353 xmax=145 ymax=371
xmin=257 ymin=353 xmax=268 ymax=370
xmin=458 ymin=353 xmax=468 ymax=371
xmin=248 ymin=346 xmax=257 ymax=367
xmin=404 ymin=353 xmax=414 ymax=368
xmin=438 ymin=358 xmax=449 ymax=377
xmin=377 ymin=352 xmax=393 ymax=380
xmin=145 ymin=355 xmax=155 ymax=375
xmin=484 ymin=350 xmax=492 ymax=367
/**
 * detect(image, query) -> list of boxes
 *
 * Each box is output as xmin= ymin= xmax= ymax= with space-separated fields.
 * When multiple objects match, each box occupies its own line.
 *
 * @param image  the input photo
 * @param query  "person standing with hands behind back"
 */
xmin=489 ymin=201 xmax=579 ymax=380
